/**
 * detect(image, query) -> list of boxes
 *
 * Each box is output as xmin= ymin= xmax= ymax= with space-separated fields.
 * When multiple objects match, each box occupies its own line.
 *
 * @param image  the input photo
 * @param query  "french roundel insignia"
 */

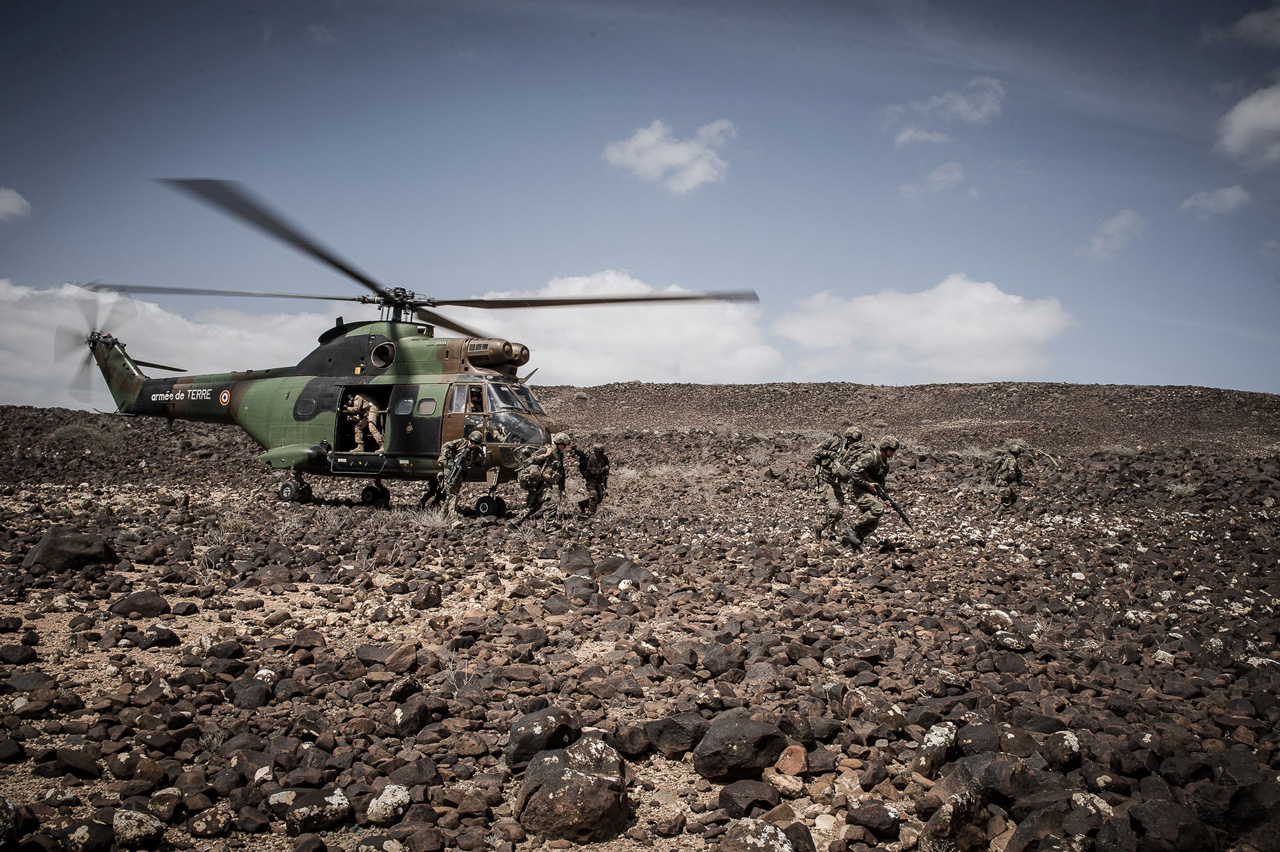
xmin=219 ymin=390 xmax=231 ymax=406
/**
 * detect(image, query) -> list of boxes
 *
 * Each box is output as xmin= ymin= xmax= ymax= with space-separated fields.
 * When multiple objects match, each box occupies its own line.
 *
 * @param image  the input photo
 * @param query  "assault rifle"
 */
xmin=879 ymin=485 xmax=913 ymax=530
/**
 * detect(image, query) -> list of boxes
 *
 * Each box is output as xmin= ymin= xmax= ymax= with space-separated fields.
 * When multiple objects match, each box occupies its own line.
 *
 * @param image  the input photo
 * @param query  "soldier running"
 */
xmin=574 ymin=443 xmax=611 ymax=514
xmin=511 ymin=432 xmax=572 ymax=528
xmin=842 ymin=435 xmax=899 ymax=551
xmin=811 ymin=425 xmax=866 ymax=543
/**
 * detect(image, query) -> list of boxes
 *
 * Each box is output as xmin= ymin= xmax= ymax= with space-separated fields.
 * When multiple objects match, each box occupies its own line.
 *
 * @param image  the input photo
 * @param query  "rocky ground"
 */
xmin=0 ymin=381 xmax=1278 ymax=852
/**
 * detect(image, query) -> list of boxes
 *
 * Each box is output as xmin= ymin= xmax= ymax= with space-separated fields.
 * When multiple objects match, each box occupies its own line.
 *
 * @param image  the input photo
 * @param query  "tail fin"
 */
xmin=87 ymin=332 xmax=148 ymax=411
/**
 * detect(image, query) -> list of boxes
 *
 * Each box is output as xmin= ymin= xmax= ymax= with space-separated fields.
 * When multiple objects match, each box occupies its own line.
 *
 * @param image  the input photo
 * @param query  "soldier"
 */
xmin=811 ymin=425 xmax=865 ymax=542
xmin=511 ymin=432 xmax=572 ymax=528
xmin=991 ymin=440 xmax=1025 ymax=513
xmin=842 ymin=435 xmax=900 ymax=551
xmin=574 ymin=443 xmax=611 ymax=514
xmin=345 ymin=392 xmax=384 ymax=452
xmin=437 ymin=431 xmax=485 ymax=516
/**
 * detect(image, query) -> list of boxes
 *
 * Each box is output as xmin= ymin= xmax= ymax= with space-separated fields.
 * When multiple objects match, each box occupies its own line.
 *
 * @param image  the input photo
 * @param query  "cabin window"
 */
xmin=417 ymin=399 xmax=437 ymax=416
xmin=394 ymin=397 xmax=414 ymax=416
xmin=296 ymin=399 xmax=317 ymax=417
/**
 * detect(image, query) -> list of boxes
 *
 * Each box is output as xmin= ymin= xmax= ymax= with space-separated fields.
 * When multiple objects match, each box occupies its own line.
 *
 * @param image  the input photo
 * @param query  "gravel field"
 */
xmin=1 ymin=381 xmax=1277 ymax=852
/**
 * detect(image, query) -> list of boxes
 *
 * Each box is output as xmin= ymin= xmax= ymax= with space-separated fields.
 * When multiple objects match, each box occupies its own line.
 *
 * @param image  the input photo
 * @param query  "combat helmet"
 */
xmin=467 ymin=431 xmax=484 ymax=444
xmin=1006 ymin=441 xmax=1025 ymax=455
xmin=591 ymin=444 xmax=605 ymax=453
xmin=552 ymin=432 xmax=572 ymax=446
xmin=843 ymin=425 xmax=863 ymax=440
xmin=879 ymin=436 xmax=900 ymax=452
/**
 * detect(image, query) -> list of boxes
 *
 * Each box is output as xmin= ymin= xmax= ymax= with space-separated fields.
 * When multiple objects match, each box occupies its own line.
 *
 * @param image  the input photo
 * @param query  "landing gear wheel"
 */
xmin=279 ymin=480 xmax=300 ymax=502
xmin=361 ymin=485 xmax=382 ymax=506
xmin=475 ymin=494 xmax=504 ymax=517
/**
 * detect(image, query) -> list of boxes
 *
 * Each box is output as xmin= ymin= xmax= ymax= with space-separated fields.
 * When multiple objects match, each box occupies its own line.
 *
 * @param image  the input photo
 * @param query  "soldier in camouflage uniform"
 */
xmin=811 ymin=425 xmax=866 ymax=542
xmin=437 ymin=431 xmax=485 ymax=516
xmin=843 ymin=435 xmax=899 ymax=551
xmin=574 ymin=443 xmax=610 ymax=514
xmin=345 ymin=392 xmax=384 ymax=452
xmin=991 ymin=440 xmax=1025 ymax=513
xmin=511 ymin=432 xmax=572 ymax=528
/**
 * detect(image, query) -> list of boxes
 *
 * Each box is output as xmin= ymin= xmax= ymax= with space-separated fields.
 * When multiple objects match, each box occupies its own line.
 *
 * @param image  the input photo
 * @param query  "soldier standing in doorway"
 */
xmin=345 ymin=392 xmax=384 ymax=452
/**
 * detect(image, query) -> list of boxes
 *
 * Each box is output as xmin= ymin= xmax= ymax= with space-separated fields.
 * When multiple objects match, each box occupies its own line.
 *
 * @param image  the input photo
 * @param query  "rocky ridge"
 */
xmin=0 ymin=381 xmax=1277 ymax=852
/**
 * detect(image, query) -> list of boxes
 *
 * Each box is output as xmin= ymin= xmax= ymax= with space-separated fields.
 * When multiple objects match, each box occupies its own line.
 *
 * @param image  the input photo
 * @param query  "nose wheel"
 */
xmin=361 ymin=479 xmax=392 ymax=507
xmin=474 ymin=494 xmax=507 ymax=517
xmin=278 ymin=477 xmax=313 ymax=504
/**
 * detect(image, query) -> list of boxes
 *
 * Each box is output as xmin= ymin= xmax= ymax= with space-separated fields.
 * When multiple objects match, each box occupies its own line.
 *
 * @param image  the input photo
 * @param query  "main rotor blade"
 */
xmin=85 ymin=282 xmax=366 ymax=304
xmin=412 ymin=306 xmax=490 ymax=339
xmin=427 ymin=290 xmax=760 ymax=309
xmin=159 ymin=179 xmax=392 ymax=299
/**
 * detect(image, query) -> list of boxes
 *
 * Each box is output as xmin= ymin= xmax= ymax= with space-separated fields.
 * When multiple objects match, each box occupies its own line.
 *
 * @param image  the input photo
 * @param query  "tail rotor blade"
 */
xmin=53 ymin=325 xmax=87 ymax=362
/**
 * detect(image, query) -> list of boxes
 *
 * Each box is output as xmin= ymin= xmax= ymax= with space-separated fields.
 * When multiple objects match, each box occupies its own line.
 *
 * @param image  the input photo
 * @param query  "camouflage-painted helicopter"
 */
xmin=64 ymin=179 xmax=757 ymax=511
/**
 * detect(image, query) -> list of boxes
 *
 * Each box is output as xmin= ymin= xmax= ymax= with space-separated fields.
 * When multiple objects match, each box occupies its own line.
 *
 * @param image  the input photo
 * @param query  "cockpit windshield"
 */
xmin=486 ymin=382 xmax=525 ymax=413
xmin=508 ymin=383 xmax=545 ymax=415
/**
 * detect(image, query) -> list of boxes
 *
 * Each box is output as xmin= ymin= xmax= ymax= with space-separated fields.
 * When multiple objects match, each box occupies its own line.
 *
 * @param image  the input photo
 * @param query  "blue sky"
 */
xmin=2 ymin=0 xmax=1278 ymax=408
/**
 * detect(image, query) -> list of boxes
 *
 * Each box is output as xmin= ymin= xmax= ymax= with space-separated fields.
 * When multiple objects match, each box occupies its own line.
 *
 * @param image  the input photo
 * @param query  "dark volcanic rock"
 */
xmin=514 ymin=737 xmax=628 ymax=843
xmin=692 ymin=709 xmax=788 ymax=781
xmin=21 ymin=526 xmax=117 ymax=573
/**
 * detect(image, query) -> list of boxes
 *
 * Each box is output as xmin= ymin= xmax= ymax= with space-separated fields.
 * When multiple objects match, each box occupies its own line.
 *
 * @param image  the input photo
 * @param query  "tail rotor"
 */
xmin=53 ymin=283 xmax=138 ymax=404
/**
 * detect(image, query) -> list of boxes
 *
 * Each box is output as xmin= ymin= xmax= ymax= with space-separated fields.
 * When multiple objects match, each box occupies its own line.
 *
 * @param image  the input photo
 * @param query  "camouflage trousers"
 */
xmin=515 ymin=486 xmax=559 ymax=528
xmin=848 ymin=489 xmax=886 ymax=542
xmin=995 ymin=483 xmax=1017 ymax=510
xmin=580 ymin=480 xmax=606 ymax=514
xmin=354 ymin=412 xmax=384 ymax=451
xmin=439 ymin=475 xmax=465 ymax=516
xmin=816 ymin=478 xmax=846 ymax=537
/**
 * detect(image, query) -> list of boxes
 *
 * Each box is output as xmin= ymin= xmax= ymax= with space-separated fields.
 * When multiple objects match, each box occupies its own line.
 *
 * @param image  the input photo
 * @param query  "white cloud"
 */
xmin=912 ymin=77 xmax=1006 ymax=125
xmin=603 ymin=119 xmax=737 ymax=195
xmin=442 ymin=270 xmax=781 ymax=384
xmin=1080 ymin=209 xmax=1144 ymax=259
xmin=894 ymin=125 xmax=950 ymax=148
xmin=899 ymin=162 xmax=964 ymax=198
xmin=0 ymin=188 xmax=31 ymax=222
xmin=1216 ymin=81 xmax=1280 ymax=167
xmin=1234 ymin=4 xmax=1280 ymax=46
xmin=1178 ymin=185 xmax=1251 ymax=219
xmin=772 ymin=274 xmax=1072 ymax=383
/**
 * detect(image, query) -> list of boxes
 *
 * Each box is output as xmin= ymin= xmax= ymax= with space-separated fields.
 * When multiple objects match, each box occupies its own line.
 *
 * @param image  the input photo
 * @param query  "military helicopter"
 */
xmin=64 ymin=179 xmax=757 ymax=511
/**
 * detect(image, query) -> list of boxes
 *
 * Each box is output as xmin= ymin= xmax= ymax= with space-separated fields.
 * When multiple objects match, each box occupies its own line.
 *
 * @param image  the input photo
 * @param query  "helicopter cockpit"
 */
xmin=447 ymin=378 xmax=551 ymax=467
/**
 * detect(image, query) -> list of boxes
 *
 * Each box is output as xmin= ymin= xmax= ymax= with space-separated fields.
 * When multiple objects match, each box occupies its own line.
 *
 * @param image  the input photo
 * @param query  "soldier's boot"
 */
xmin=841 ymin=531 xmax=862 ymax=552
